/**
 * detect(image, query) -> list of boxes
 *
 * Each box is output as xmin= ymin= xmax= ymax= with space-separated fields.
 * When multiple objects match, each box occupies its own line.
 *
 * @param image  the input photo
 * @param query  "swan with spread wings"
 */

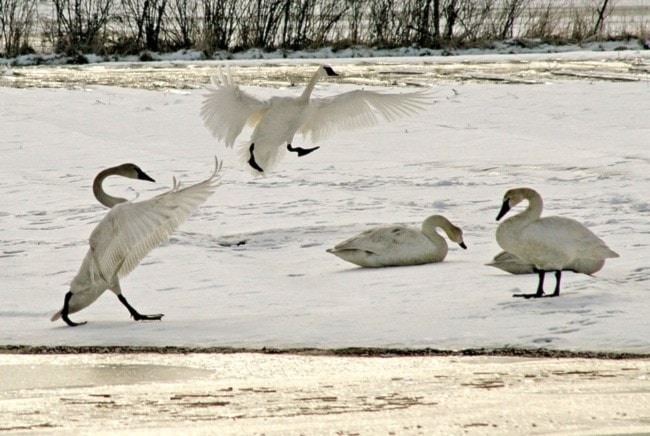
xmin=51 ymin=158 xmax=222 ymax=326
xmin=201 ymin=66 xmax=432 ymax=175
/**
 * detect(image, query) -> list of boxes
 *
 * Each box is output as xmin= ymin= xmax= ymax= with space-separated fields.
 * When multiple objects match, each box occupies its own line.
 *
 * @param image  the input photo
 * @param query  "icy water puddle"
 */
xmin=1 ymin=353 xmax=649 ymax=434
xmin=0 ymin=363 xmax=211 ymax=391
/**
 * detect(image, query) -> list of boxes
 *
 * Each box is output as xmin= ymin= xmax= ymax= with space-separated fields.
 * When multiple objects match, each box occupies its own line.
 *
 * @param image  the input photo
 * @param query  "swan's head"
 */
xmin=496 ymin=187 xmax=538 ymax=221
xmin=116 ymin=163 xmax=156 ymax=183
xmin=424 ymin=215 xmax=467 ymax=249
xmin=319 ymin=65 xmax=339 ymax=77
xmin=448 ymin=224 xmax=467 ymax=249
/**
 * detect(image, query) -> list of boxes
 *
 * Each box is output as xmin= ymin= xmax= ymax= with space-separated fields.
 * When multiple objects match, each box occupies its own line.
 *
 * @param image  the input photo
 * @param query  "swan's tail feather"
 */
xmin=600 ymin=247 xmax=620 ymax=259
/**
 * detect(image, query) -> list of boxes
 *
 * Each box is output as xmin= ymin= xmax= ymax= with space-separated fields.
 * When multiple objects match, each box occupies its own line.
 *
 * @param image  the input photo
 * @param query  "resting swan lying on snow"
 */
xmin=486 ymin=250 xmax=605 ymax=275
xmin=327 ymin=215 xmax=467 ymax=268
xmin=201 ymin=65 xmax=432 ymax=175
xmin=51 ymin=159 xmax=222 ymax=326
xmin=495 ymin=187 xmax=618 ymax=298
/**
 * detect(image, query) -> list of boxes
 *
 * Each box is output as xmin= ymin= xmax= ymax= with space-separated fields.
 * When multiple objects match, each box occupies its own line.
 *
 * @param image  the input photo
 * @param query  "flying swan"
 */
xmin=51 ymin=158 xmax=222 ymax=326
xmin=495 ymin=187 xmax=619 ymax=298
xmin=327 ymin=214 xmax=467 ymax=268
xmin=200 ymin=65 xmax=432 ymax=175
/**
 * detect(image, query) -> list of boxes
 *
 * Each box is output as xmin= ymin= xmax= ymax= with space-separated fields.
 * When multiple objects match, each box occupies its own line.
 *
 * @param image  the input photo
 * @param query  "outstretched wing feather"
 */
xmin=89 ymin=159 xmax=223 ymax=281
xmin=200 ymin=67 xmax=268 ymax=148
xmin=300 ymin=89 xmax=433 ymax=143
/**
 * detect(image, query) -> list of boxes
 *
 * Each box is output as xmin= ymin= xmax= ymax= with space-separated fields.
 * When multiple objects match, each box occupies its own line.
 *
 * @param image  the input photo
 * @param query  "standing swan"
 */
xmin=200 ymin=65 xmax=432 ymax=175
xmin=51 ymin=158 xmax=222 ymax=326
xmin=327 ymin=215 xmax=467 ymax=268
xmin=495 ymin=187 xmax=619 ymax=298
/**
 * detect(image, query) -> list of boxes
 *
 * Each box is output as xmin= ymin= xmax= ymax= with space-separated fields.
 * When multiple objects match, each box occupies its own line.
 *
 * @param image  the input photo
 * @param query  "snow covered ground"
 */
xmin=1 ymin=52 xmax=649 ymax=353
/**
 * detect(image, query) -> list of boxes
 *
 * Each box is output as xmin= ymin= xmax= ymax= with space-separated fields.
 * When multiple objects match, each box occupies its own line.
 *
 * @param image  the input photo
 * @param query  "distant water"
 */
xmin=1 ymin=51 xmax=649 ymax=90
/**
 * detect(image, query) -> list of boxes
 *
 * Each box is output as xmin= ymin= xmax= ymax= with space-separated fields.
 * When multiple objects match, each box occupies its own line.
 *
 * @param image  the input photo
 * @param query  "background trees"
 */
xmin=0 ymin=0 xmax=37 ymax=57
xmin=0 ymin=0 xmax=641 ymax=58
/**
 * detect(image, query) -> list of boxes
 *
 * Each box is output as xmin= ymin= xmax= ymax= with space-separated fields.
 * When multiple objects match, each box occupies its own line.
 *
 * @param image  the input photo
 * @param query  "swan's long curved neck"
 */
xmin=93 ymin=167 xmax=128 ymax=208
xmin=422 ymin=216 xmax=450 ymax=243
xmin=299 ymin=70 xmax=322 ymax=101
xmin=520 ymin=189 xmax=544 ymax=221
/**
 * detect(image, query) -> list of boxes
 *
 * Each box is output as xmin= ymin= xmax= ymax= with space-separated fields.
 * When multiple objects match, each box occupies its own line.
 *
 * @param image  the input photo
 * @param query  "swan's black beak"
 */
xmin=137 ymin=169 xmax=155 ymax=183
xmin=323 ymin=66 xmax=339 ymax=77
xmin=496 ymin=199 xmax=511 ymax=221
xmin=459 ymin=242 xmax=468 ymax=250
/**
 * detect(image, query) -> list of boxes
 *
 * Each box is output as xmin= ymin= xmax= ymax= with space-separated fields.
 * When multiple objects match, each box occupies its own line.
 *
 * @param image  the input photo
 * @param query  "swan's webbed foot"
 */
xmin=513 ymin=292 xmax=549 ymax=299
xmin=248 ymin=143 xmax=264 ymax=173
xmin=117 ymin=294 xmax=164 ymax=322
xmin=61 ymin=291 xmax=87 ymax=327
xmin=132 ymin=312 xmax=165 ymax=321
xmin=287 ymin=144 xmax=320 ymax=157
xmin=62 ymin=313 xmax=88 ymax=327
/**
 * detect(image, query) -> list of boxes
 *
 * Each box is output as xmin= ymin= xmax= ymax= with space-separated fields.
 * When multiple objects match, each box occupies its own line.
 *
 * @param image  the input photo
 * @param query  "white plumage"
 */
xmin=495 ymin=187 xmax=619 ymax=298
xmin=486 ymin=250 xmax=605 ymax=275
xmin=51 ymin=158 xmax=222 ymax=326
xmin=201 ymin=65 xmax=432 ymax=175
xmin=327 ymin=215 xmax=467 ymax=268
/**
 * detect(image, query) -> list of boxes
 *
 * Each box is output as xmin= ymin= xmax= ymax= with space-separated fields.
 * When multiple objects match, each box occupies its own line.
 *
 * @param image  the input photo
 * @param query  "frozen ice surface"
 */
xmin=0 ymin=54 xmax=649 ymax=352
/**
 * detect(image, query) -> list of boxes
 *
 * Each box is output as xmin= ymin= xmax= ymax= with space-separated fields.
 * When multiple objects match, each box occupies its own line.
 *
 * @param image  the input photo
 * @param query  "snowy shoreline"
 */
xmin=2 ymin=345 xmax=649 ymax=359
xmin=2 ymin=38 xmax=648 ymax=68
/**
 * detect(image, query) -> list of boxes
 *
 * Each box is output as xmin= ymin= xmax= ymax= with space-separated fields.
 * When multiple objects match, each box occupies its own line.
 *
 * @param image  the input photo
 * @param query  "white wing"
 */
xmin=520 ymin=216 xmax=619 ymax=268
xmin=300 ymin=89 xmax=433 ymax=143
xmin=200 ymin=67 xmax=269 ymax=148
xmin=333 ymin=226 xmax=424 ymax=254
xmin=88 ymin=158 xmax=223 ymax=282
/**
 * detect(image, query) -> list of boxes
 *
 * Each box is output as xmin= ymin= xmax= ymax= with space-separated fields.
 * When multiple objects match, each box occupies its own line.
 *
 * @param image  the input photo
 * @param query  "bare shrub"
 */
xmin=413 ymin=0 xmax=436 ymax=46
xmin=2 ymin=0 xmax=648 ymax=58
xmin=441 ymin=0 xmax=457 ymax=39
xmin=522 ymin=0 xmax=621 ymax=43
xmin=368 ymin=0 xmax=419 ymax=47
xmin=119 ymin=0 xmax=169 ymax=52
xmin=495 ymin=0 xmax=530 ymax=39
xmin=50 ymin=0 xmax=113 ymax=55
xmin=0 ymin=0 xmax=37 ymax=57
xmin=522 ymin=0 xmax=561 ymax=39
xmin=201 ymin=0 xmax=239 ymax=52
xmin=280 ymin=0 xmax=350 ymax=49
xmin=454 ymin=0 xmax=494 ymax=42
xmin=593 ymin=0 xmax=615 ymax=35
xmin=568 ymin=5 xmax=595 ymax=40
xmin=239 ymin=0 xmax=286 ymax=49
xmin=346 ymin=0 xmax=366 ymax=44
xmin=167 ymin=0 xmax=201 ymax=50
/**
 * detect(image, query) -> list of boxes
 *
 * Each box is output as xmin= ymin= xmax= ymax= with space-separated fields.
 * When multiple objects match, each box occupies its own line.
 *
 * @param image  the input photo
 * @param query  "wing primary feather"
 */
xmin=201 ymin=67 xmax=268 ymax=148
xmin=91 ymin=158 xmax=222 ymax=281
xmin=301 ymin=88 xmax=434 ymax=143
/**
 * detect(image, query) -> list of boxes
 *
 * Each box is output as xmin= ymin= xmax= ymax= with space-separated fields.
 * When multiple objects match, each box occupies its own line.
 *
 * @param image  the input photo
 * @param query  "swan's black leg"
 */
xmin=287 ymin=143 xmax=320 ymax=157
xmin=61 ymin=291 xmax=87 ymax=327
xmin=117 ymin=294 xmax=164 ymax=321
xmin=248 ymin=143 xmax=264 ymax=173
xmin=513 ymin=269 xmax=546 ymax=299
